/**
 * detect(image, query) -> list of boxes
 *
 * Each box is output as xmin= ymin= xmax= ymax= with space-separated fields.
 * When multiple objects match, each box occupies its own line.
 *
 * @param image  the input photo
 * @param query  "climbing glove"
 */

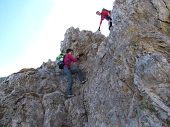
xmin=78 ymin=53 xmax=84 ymax=57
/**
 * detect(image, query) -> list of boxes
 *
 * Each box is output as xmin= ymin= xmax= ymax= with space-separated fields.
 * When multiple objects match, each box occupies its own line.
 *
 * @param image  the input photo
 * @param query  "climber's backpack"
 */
xmin=102 ymin=8 xmax=111 ymax=14
xmin=57 ymin=53 xmax=65 ymax=69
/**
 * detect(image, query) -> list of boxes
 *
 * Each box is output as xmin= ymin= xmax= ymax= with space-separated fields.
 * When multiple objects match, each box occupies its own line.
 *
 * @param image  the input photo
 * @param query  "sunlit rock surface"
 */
xmin=0 ymin=0 xmax=170 ymax=126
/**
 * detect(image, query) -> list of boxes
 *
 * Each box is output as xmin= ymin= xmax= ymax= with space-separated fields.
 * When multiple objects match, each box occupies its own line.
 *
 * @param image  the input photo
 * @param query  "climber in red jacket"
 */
xmin=96 ymin=8 xmax=112 ymax=31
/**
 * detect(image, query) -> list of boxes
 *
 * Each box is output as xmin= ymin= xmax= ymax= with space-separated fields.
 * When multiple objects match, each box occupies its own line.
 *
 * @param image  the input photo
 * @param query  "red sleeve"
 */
xmin=68 ymin=54 xmax=78 ymax=62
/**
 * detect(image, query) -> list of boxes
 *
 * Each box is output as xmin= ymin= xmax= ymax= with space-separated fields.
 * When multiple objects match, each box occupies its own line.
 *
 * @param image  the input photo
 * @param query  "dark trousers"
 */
xmin=63 ymin=67 xmax=84 ymax=95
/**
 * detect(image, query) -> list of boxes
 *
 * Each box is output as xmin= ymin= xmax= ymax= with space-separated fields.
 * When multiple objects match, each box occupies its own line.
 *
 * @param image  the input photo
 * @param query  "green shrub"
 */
xmin=166 ymin=28 xmax=170 ymax=34
xmin=135 ymin=100 xmax=155 ymax=112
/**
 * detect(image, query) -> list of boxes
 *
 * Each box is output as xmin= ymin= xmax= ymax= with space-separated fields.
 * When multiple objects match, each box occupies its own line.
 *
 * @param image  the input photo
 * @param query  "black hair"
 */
xmin=66 ymin=49 xmax=73 ymax=53
xmin=96 ymin=11 xmax=100 ymax=14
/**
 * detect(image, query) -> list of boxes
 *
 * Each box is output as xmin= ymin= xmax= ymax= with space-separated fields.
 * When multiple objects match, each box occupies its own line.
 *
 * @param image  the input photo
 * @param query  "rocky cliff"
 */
xmin=0 ymin=0 xmax=170 ymax=127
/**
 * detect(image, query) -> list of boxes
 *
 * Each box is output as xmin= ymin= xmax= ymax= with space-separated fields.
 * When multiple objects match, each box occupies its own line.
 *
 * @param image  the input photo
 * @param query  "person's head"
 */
xmin=96 ymin=11 xmax=101 ymax=16
xmin=66 ymin=49 xmax=73 ymax=54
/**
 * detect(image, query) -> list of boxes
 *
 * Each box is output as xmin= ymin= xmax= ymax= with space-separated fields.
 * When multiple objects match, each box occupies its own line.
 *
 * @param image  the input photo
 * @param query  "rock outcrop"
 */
xmin=0 ymin=0 xmax=170 ymax=127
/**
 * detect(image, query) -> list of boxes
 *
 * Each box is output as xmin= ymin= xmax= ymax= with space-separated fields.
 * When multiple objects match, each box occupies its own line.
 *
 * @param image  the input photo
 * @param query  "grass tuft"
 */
xmin=135 ymin=100 xmax=155 ymax=112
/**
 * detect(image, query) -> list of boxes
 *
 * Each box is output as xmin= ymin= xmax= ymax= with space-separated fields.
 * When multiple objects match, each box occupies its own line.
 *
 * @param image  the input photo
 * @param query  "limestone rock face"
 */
xmin=0 ymin=0 xmax=170 ymax=127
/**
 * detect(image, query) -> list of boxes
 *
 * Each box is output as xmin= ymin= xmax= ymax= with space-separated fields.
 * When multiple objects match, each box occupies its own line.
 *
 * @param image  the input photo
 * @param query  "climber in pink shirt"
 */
xmin=63 ymin=49 xmax=87 ymax=98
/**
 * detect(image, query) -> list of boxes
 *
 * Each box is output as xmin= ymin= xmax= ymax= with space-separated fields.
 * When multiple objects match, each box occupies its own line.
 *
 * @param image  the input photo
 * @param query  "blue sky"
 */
xmin=0 ymin=0 xmax=113 ymax=77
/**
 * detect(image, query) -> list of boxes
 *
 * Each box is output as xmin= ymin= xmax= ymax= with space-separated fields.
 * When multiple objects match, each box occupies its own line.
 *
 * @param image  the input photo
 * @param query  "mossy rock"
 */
xmin=166 ymin=27 xmax=170 ymax=35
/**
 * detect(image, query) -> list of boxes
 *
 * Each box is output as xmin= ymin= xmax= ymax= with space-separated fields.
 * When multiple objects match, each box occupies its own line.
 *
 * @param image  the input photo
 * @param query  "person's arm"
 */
xmin=68 ymin=54 xmax=78 ymax=62
xmin=98 ymin=18 xmax=103 ymax=31
xmin=100 ymin=19 xmax=103 ymax=26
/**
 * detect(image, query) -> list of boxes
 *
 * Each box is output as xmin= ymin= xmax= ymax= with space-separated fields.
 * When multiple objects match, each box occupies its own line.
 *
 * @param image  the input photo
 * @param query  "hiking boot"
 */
xmin=81 ymin=78 xmax=88 ymax=84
